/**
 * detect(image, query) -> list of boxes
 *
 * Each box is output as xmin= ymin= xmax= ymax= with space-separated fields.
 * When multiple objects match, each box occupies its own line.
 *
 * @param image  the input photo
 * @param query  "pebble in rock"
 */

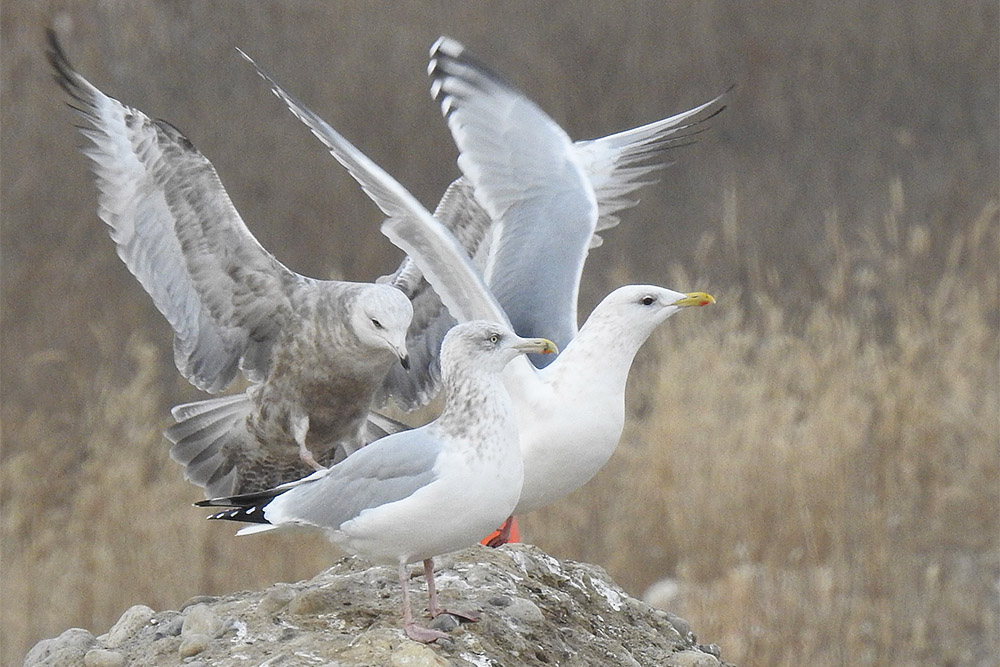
xmin=666 ymin=649 xmax=722 ymax=667
xmin=427 ymin=613 xmax=461 ymax=633
xmin=152 ymin=614 xmax=184 ymax=639
xmin=178 ymin=633 xmax=212 ymax=659
xmin=388 ymin=642 xmax=450 ymax=666
xmin=181 ymin=603 xmax=222 ymax=638
xmin=83 ymin=648 xmax=125 ymax=667
xmin=503 ymin=596 xmax=544 ymax=626
xmin=256 ymin=586 xmax=296 ymax=616
xmin=287 ymin=588 xmax=341 ymax=616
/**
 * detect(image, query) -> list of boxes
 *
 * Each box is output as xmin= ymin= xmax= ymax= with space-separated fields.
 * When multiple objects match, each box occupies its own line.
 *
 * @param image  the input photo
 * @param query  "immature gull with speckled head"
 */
xmin=197 ymin=321 xmax=557 ymax=642
xmin=238 ymin=38 xmax=716 ymax=545
xmin=48 ymin=32 xmax=413 ymax=498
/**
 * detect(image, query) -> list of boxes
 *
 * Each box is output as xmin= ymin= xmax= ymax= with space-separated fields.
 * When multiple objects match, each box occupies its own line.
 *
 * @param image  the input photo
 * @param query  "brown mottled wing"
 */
xmin=49 ymin=31 xmax=307 ymax=393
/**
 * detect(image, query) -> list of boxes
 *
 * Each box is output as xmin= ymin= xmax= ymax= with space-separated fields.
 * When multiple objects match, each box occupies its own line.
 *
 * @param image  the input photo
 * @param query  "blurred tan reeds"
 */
xmin=4 ymin=181 xmax=997 ymax=666
xmin=524 ymin=186 xmax=999 ymax=666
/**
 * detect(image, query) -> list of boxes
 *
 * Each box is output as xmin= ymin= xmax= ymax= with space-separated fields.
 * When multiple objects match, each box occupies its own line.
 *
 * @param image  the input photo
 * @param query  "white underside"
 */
xmin=331 ymin=446 xmax=522 ymax=564
xmin=505 ymin=358 xmax=626 ymax=514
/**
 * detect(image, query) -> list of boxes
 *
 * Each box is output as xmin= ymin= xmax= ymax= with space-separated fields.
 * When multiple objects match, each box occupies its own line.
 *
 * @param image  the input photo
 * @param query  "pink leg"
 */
xmin=424 ymin=558 xmax=480 ymax=622
xmin=291 ymin=412 xmax=326 ymax=471
xmin=424 ymin=558 xmax=443 ymax=617
xmin=399 ymin=561 xmax=448 ymax=643
xmin=485 ymin=515 xmax=515 ymax=548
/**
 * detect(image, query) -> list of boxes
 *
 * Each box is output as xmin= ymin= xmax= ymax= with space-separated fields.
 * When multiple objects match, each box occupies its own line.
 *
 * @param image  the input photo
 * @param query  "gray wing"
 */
xmin=429 ymin=37 xmax=592 ymax=353
xmin=266 ymin=427 xmax=443 ymax=530
xmin=49 ymin=32 xmax=307 ymax=393
xmin=376 ymin=179 xmax=495 ymax=409
xmin=574 ymin=93 xmax=727 ymax=237
xmin=428 ymin=37 xmax=727 ymax=355
xmin=237 ymin=50 xmax=509 ymax=409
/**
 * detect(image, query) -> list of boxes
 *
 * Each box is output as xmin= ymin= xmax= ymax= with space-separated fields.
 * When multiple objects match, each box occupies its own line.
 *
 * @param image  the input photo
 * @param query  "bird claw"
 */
xmin=484 ymin=515 xmax=515 ymax=547
xmin=298 ymin=446 xmax=327 ymax=472
xmin=484 ymin=533 xmax=508 ymax=548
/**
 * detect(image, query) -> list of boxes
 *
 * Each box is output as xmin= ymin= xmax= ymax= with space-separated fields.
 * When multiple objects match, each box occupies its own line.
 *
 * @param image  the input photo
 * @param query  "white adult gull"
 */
xmin=47 ymin=31 xmax=413 ymax=498
xmin=197 ymin=321 xmax=557 ymax=642
xmin=239 ymin=39 xmax=716 ymax=545
xmin=427 ymin=37 xmax=721 ymax=541
xmin=427 ymin=37 xmax=725 ymax=364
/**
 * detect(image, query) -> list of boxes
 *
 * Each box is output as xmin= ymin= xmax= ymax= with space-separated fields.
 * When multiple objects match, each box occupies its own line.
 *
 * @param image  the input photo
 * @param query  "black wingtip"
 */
xmin=45 ymin=27 xmax=92 ymax=109
xmin=203 ymin=504 xmax=271 ymax=524
xmin=45 ymin=28 xmax=72 ymax=85
xmin=427 ymin=35 xmax=514 ymax=95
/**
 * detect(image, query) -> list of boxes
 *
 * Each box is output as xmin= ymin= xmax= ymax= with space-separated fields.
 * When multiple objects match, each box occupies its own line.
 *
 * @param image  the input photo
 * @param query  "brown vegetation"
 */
xmin=526 ymin=186 xmax=999 ymax=665
xmin=3 ymin=2 xmax=997 ymax=665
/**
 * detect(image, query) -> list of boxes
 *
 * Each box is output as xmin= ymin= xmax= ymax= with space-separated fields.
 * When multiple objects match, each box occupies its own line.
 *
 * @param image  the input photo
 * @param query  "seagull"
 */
xmin=427 ymin=37 xmax=724 ymax=364
xmin=47 ymin=31 xmax=414 ymax=498
xmin=196 ymin=320 xmax=558 ymax=642
xmin=238 ymin=39 xmax=717 ymax=545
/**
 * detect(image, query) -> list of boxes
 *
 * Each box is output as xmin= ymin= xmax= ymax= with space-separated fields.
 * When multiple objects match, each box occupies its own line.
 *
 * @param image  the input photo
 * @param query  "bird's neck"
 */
xmin=552 ymin=313 xmax=652 ymax=392
xmin=436 ymin=372 xmax=517 ymax=453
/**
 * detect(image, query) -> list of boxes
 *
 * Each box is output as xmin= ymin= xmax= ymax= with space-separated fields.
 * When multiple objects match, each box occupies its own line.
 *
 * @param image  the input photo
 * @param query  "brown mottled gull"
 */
xmin=47 ymin=31 xmax=413 ymax=498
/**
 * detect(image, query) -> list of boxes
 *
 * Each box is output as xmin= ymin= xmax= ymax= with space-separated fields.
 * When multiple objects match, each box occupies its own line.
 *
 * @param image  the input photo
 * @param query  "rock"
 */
xmin=100 ymin=605 xmax=155 ymax=647
xmin=256 ymin=584 xmax=296 ymax=616
xmin=83 ymin=648 xmax=125 ymax=667
xmin=388 ymin=642 xmax=450 ymax=666
xmin=502 ymin=596 xmax=544 ymax=626
xmin=23 ymin=628 xmax=96 ymax=667
xmin=427 ymin=613 xmax=461 ymax=633
xmin=666 ymin=648 xmax=722 ymax=667
xmin=22 ymin=544 xmax=733 ymax=666
xmin=151 ymin=614 xmax=183 ymax=639
xmin=662 ymin=610 xmax=693 ymax=640
xmin=177 ymin=633 xmax=211 ymax=658
xmin=180 ymin=603 xmax=222 ymax=638
xmin=287 ymin=587 xmax=341 ymax=617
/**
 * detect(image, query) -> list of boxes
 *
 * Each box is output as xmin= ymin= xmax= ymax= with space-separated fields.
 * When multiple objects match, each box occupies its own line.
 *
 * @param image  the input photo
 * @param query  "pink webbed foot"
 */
xmin=403 ymin=622 xmax=450 ymax=643
xmin=298 ymin=446 xmax=327 ymax=472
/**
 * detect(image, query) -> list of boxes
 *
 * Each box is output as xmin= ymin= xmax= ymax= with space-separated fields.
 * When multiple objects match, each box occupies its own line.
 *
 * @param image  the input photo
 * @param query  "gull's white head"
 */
xmin=440 ymin=321 xmax=558 ymax=377
xmin=351 ymin=284 xmax=414 ymax=368
xmin=584 ymin=284 xmax=715 ymax=341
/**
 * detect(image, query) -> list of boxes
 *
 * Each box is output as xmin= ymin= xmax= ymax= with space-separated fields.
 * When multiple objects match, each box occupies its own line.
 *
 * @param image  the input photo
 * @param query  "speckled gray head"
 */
xmin=439 ymin=321 xmax=557 ymax=376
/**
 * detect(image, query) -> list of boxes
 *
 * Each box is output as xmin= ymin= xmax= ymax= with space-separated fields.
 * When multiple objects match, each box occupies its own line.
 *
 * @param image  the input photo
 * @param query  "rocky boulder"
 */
xmin=24 ymin=544 xmax=730 ymax=667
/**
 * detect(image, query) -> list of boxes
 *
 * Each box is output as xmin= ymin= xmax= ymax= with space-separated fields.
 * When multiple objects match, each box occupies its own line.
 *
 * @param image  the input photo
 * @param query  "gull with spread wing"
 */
xmin=48 ymin=31 xmax=413 ymax=498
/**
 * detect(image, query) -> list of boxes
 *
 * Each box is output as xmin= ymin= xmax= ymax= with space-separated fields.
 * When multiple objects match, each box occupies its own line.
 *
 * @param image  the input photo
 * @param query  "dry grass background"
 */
xmin=2 ymin=2 xmax=997 ymax=666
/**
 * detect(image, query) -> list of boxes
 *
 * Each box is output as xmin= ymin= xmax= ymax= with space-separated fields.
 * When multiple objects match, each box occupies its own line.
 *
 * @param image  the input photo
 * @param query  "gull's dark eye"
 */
xmin=488 ymin=333 xmax=500 ymax=344
xmin=641 ymin=295 xmax=656 ymax=306
xmin=371 ymin=318 xmax=383 ymax=330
